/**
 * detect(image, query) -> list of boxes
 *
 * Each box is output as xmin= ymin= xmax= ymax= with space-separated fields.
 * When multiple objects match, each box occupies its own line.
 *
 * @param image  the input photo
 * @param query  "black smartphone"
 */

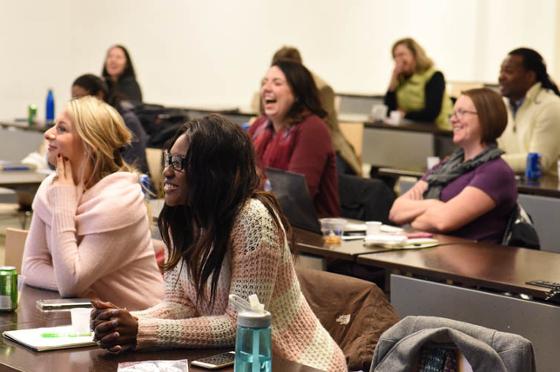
xmin=191 ymin=351 xmax=235 ymax=369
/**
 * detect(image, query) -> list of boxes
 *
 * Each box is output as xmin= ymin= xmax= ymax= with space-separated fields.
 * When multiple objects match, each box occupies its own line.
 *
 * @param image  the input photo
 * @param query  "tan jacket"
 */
xmin=498 ymin=83 xmax=560 ymax=175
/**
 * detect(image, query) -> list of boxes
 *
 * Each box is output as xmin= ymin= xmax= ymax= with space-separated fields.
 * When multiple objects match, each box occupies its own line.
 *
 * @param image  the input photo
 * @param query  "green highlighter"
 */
xmin=41 ymin=331 xmax=92 ymax=338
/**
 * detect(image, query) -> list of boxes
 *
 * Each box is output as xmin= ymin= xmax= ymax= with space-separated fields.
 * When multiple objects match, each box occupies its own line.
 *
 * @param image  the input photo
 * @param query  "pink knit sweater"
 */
xmin=133 ymin=199 xmax=347 ymax=371
xmin=22 ymin=172 xmax=164 ymax=310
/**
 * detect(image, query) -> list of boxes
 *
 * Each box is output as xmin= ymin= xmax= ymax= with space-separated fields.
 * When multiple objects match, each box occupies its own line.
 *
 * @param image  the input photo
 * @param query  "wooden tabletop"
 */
xmin=0 ymin=285 xmax=321 ymax=372
xmin=0 ymin=170 xmax=47 ymax=188
xmin=356 ymin=240 xmax=560 ymax=299
xmin=294 ymin=228 xmax=468 ymax=261
xmin=517 ymin=174 xmax=560 ymax=198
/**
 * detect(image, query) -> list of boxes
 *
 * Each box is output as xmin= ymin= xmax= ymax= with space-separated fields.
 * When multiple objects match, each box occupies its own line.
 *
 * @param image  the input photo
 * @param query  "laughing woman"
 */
xmin=90 ymin=115 xmax=347 ymax=371
xmin=22 ymin=96 xmax=163 ymax=310
xmin=389 ymin=88 xmax=517 ymax=242
xmin=249 ymin=60 xmax=340 ymax=217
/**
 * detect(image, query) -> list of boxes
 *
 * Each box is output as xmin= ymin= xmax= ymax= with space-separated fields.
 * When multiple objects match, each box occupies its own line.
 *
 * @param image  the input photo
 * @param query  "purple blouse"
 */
xmin=423 ymin=158 xmax=517 ymax=242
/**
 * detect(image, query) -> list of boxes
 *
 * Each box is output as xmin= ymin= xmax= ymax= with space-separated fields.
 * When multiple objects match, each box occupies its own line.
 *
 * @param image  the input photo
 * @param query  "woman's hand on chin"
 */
xmin=53 ymin=154 xmax=74 ymax=186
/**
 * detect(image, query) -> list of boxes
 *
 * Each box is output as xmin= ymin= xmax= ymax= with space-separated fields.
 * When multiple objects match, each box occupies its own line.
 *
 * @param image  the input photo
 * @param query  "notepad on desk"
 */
xmin=3 ymin=325 xmax=95 ymax=351
xmin=364 ymin=235 xmax=439 ymax=250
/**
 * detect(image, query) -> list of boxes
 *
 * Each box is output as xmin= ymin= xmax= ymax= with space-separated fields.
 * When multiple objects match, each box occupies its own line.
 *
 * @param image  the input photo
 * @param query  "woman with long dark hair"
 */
xmin=249 ymin=59 xmax=340 ymax=217
xmin=102 ymin=44 xmax=143 ymax=107
xmin=91 ymin=114 xmax=347 ymax=371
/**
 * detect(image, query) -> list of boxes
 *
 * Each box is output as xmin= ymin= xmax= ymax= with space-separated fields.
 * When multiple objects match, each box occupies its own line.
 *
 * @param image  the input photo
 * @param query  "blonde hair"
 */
xmin=66 ymin=96 xmax=133 ymax=188
xmin=392 ymin=37 xmax=434 ymax=73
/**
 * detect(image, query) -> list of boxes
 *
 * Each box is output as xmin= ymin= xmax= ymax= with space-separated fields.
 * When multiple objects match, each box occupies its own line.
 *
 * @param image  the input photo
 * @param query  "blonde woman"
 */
xmin=384 ymin=37 xmax=453 ymax=130
xmin=22 ymin=96 xmax=163 ymax=310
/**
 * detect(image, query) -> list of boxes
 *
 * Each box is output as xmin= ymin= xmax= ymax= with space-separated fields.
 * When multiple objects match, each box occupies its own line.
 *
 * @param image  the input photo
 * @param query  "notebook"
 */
xmin=3 ymin=325 xmax=95 ymax=351
xmin=266 ymin=168 xmax=321 ymax=234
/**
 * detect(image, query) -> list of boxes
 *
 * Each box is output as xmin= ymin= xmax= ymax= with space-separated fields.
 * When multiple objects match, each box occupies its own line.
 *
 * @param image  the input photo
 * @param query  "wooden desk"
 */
xmin=0 ymin=171 xmax=47 ymax=190
xmin=0 ymin=120 xmax=47 ymax=133
xmin=0 ymin=285 xmax=320 ymax=372
xmin=517 ymin=175 xmax=560 ymax=198
xmin=356 ymin=240 xmax=560 ymax=300
xmin=351 ymin=240 xmax=560 ymax=372
xmin=294 ymin=228 xmax=467 ymax=263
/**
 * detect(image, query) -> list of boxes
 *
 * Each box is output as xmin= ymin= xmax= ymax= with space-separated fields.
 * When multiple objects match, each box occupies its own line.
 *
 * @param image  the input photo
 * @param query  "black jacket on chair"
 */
xmin=338 ymin=174 xmax=395 ymax=224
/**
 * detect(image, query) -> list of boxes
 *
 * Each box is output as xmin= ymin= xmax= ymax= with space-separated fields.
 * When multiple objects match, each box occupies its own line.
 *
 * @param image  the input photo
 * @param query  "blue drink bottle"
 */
xmin=45 ymin=89 xmax=55 ymax=124
xmin=231 ymin=294 xmax=272 ymax=372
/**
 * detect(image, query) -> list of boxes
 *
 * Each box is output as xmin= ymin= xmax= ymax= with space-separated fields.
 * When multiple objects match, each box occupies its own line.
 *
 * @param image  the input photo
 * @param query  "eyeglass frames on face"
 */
xmin=450 ymin=109 xmax=478 ymax=120
xmin=164 ymin=152 xmax=187 ymax=172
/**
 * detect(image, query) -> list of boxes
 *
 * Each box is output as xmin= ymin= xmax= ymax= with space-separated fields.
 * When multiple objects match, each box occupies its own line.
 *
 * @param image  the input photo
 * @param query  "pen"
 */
xmin=41 ymin=331 xmax=92 ymax=338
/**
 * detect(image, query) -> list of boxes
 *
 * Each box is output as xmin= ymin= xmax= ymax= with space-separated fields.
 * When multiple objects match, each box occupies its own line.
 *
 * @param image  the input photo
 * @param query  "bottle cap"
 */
xmin=230 ymin=294 xmax=271 ymax=328
xmin=237 ymin=309 xmax=271 ymax=328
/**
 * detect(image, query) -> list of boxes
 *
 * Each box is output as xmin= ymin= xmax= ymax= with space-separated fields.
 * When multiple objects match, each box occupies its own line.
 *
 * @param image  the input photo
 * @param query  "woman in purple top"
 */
xmin=389 ymin=88 xmax=517 ymax=242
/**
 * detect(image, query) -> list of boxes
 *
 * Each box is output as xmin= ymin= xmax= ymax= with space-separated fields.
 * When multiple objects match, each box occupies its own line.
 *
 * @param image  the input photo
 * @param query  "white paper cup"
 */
xmin=371 ymin=104 xmax=388 ymax=121
xmin=70 ymin=308 xmax=91 ymax=333
xmin=366 ymin=221 xmax=382 ymax=235
xmin=427 ymin=156 xmax=441 ymax=170
xmin=387 ymin=110 xmax=402 ymax=125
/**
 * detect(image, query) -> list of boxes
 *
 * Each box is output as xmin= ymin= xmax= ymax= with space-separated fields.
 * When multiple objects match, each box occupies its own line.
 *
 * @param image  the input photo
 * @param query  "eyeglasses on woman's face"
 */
xmin=450 ymin=109 xmax=478 ymax=120
xmin=164 ymin=152 xmax=187 ymax=172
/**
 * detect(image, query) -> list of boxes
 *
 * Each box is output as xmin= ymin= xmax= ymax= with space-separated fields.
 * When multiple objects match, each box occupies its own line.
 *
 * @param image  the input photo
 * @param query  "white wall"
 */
xmin=0 ymin=0 xmax=558 ymax=120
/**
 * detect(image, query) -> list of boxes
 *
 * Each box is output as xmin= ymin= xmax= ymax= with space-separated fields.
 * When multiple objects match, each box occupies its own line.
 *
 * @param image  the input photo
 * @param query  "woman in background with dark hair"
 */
xmin=90 ymin=115 xmax=347 ymax=371
xmin=72 ymin=74 xmax=149 ymax=174
xmin=249 ymin=60 xmax=340 ymax=217
xmin=102 ymin=45 xmax=143 ymax=107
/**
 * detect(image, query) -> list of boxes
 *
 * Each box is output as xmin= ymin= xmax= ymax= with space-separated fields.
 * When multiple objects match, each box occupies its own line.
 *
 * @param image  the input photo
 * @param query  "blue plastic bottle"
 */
xmin=234 ymin=309 xmax=272 ymax=372
xmin=45 ymin=89 xmax=55 ymax=124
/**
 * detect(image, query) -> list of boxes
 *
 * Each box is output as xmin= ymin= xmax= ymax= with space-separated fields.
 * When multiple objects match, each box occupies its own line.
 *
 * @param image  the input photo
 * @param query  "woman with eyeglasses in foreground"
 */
xmin=389 ymin=88 xmax=517 ymax=242
xmin=90 ymin=115 xmax=347 ymax=371
xmin=21 ymin=96 xmax=164 ymax=310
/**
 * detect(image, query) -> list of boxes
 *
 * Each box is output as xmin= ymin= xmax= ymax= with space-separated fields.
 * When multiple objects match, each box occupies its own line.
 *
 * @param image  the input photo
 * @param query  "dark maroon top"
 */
xmin=423 ymin=158 xmax=517 ymax=242
xmin=249 ymin=114 xmax=340 ymax=217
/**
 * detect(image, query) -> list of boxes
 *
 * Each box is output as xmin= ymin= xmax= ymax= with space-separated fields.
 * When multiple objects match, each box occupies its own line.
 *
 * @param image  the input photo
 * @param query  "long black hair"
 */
xmin=271 ymin=59 xmax=327 ymax=124
xmin=158 ymin=114 xmax=290 ymax=307
xmin=509 ymin=48 xmax=560 ymax=96
xmin=101 ymin=44 xmax=137 ymax=80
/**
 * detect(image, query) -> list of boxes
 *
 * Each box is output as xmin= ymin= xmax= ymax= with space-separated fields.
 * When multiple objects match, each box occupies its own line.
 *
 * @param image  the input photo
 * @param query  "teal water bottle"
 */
xmin=45 ymin=89 xmax=55 ymax=124
xmin=234 ymin=309 xmax=272 ymax=372
xmin=230 ymin=294 xmax=272 ymax=372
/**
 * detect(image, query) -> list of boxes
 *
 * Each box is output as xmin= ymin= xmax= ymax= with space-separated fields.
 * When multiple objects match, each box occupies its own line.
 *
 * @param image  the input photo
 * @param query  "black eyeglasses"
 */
xmin=164 ymin=152 xmax=187 ymax=172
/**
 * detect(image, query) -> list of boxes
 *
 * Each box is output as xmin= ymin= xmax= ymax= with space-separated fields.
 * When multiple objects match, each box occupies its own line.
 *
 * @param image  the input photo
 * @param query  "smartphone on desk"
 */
xmin=36 ymin=298 xmax=92 ymax=311
xmin=191 ymin=351 xmax=235 ymax=369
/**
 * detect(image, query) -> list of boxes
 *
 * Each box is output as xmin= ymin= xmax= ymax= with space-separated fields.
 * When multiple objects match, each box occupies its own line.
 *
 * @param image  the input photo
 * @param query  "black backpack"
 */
xmin=501 ymin=204 xmax=540 ymax=250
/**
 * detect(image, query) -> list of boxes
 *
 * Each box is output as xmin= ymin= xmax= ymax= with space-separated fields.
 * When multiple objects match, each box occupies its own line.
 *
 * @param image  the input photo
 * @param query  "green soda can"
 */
xmin=0 ymin=267 xmax=18 ymax=311
xmin=27 ymin=104 xmax=37 ymax=126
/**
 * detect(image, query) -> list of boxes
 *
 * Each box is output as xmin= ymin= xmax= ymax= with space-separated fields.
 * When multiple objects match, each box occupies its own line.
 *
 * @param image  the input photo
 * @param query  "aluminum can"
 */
xmin=27 ymin=104 xmax=37 ymax=126
xmin=0 ymin=266 xmax=17 ymax=311
xmin=525 ymin=152 xmax=541 ymax=181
